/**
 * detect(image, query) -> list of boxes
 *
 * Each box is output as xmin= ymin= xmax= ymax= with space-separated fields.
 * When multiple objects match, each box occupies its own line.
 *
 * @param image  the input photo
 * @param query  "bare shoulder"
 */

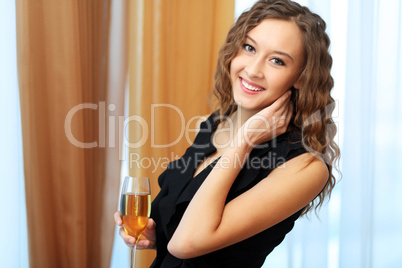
xmin=269 ymin=152 xmax=329 ymax=190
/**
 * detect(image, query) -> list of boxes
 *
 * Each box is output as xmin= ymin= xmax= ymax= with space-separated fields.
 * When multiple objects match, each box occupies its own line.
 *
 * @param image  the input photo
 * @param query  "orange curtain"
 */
xmin=16 ymin=0 xmax=126 ymax=267
xmin=127 ymin=0 xmax=235 ymax=266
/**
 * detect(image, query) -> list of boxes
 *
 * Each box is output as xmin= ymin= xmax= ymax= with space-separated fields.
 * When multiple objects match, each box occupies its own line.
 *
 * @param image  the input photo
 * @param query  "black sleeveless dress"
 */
xmin=150 ymin=112 xmax=307 ymax=268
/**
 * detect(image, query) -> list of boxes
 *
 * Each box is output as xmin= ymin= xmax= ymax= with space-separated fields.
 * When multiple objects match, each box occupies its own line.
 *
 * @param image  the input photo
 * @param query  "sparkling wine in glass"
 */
xmin=120 ymin=176 xmax=151 ymax=268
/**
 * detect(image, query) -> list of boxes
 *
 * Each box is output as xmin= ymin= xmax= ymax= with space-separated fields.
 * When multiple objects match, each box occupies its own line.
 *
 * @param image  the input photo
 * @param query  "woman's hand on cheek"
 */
xmin=238 ymin=90 xmax=293 ymax=147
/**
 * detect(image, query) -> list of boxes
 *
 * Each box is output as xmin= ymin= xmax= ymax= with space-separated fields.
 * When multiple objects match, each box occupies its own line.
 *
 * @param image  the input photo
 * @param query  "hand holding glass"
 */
xmin=120 ymin=176 xmax=151 ymax=268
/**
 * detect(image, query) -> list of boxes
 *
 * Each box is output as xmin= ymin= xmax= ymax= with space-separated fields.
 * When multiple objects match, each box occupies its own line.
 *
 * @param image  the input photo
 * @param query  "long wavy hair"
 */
xmin=211 ymin=0 xmax=340 ymax=215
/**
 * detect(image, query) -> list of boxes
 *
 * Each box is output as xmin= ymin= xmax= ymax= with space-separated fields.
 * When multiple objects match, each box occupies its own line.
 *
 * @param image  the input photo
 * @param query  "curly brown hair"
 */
xmin=211 ymin=0 xmax=340 ymax=215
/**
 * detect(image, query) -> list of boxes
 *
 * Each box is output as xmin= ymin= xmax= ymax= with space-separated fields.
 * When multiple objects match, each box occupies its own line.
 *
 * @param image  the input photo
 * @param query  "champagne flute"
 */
xmin=120 ymin=176 xmax=151 ymax=268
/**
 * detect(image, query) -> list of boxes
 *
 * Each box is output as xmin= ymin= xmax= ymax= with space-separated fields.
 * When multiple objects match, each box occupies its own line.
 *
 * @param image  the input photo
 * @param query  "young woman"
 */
xmin=115 ymin=0 xmax=340 ymax=267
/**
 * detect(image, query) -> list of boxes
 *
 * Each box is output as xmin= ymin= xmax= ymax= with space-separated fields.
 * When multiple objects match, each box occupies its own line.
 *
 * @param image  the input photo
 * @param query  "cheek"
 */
xmin=230 ymin=55 xmax=242 ymax=74
xmin=229 ymin=62 xmax=238 ymax=83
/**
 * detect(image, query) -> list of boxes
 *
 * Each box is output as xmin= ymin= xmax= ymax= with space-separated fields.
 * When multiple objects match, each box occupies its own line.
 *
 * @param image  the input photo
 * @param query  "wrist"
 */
xmin=231 ymin=133 xmax=254 ymax=153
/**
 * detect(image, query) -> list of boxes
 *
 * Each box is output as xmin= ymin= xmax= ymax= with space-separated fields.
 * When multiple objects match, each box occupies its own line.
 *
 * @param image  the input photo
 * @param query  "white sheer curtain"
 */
xmin=0 ymin=1 xmax=28 ymax=267
xmin=340 ymin=0 xmax=402 ymax=267
xmin=109 ymin=0 xmax=132 ymax=267
xmin=236 ymin=0 xmax=402 ymax=268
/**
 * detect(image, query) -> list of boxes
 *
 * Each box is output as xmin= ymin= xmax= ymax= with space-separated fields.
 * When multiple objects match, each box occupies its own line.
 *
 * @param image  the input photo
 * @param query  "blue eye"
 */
xmin=243 ymin=44 xmax=255 ymax=53
xmin=271 ymin=58 xmax=285 ymax=66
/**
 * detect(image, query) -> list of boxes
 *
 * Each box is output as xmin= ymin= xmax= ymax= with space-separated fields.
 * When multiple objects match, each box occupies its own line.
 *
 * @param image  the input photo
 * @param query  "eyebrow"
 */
xmin=245 ymin=35 xmax=294 ymax=62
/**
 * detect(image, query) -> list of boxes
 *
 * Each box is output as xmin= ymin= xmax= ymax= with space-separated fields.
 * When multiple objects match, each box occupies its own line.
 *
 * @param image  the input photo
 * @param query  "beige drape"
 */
xmin=16 ymin=0 xmax=126 ymax=267
xmin=127 ymin=0 xmax=235 ymax=266
xmin=16 ymin=0 xmax=233 ymax=266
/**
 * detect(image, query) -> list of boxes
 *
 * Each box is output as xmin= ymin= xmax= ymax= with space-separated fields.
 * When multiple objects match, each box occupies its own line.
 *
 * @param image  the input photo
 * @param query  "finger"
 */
xmin=275 ymin=96 xmax=290 ymax=116
xmin=114 ymin=211 xmax=122 ymax=226
xmin=276 ymin=115 xmax=287 ymax=129
xmin=119 ymin=226 xmax=136 ymax=245
xmin=278 ymin=102 xmax=293 ymax=129
xmin=276 ymin=101 xmax=293 ymax=129
xmin=136 ymin=239 xmax=151 ymax=249
xmin=258 ymin=92 xmax=289 ymax=125
xmin=272 ymin=97 xmax=291 ymax=127
xmin=269 ymin=90 xmax=292 ymax=112
xmin=138 ymin=237 xmax=156 ymax=250
xmin=146 ymin=218 xmax=156 ymax=230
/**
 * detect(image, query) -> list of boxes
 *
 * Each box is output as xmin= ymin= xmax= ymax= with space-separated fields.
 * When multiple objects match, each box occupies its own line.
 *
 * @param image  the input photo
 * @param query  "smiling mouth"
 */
xmin=240 ymin=77 xmax=265 ymax=94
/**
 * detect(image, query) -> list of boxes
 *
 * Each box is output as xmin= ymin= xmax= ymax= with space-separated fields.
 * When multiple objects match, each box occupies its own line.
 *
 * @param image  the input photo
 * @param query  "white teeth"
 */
xmin=241 ymin=79 xmax=264 ymax=91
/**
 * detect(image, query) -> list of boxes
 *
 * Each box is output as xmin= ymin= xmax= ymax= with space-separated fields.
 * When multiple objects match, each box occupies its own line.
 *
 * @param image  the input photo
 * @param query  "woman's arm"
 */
xmin=167 ymin=92 xmax=329 ymax=259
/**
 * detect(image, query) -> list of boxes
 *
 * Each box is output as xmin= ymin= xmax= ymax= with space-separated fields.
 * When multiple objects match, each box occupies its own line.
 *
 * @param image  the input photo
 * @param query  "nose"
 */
xmin=245 ymin=58 xmax=264 ymax=78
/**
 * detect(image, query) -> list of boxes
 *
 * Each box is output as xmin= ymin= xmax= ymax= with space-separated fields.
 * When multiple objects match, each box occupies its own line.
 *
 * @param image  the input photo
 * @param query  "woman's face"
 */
xmin=230 ymin=18 xmax=305 ymax=112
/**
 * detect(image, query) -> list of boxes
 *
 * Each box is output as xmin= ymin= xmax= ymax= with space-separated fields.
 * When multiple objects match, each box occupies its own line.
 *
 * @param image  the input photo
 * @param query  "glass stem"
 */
xmin=130 ymin=243 xmax=137 ymax=268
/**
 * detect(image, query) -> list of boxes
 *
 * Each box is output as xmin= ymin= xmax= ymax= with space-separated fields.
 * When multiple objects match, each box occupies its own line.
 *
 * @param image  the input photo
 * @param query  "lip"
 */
xmin=239 ymin=77 xmax=265 ymax=95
